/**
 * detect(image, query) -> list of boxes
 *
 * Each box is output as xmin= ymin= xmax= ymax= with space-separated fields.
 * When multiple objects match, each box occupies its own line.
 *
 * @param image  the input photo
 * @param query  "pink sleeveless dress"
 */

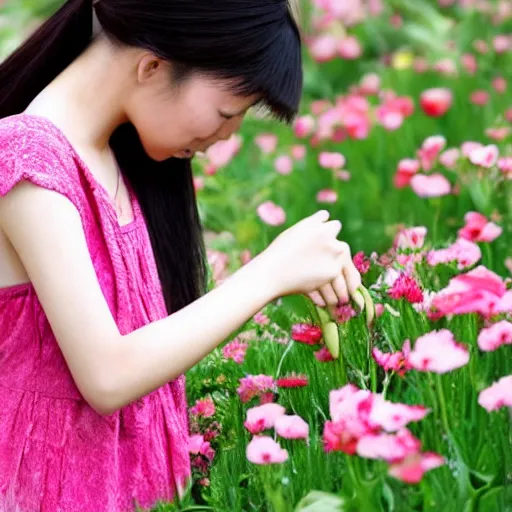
xmin=0 ymin=114 xmax=191 ymax=512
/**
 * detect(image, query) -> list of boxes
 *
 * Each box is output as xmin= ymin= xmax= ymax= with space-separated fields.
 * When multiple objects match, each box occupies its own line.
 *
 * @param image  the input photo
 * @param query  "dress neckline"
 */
xmin=19 ymin=113 xmax=142 ymax=233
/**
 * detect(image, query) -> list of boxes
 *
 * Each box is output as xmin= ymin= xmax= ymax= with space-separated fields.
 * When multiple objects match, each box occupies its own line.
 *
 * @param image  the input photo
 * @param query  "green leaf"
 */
xmin=295 ymin=491 xmax=346 ymax=512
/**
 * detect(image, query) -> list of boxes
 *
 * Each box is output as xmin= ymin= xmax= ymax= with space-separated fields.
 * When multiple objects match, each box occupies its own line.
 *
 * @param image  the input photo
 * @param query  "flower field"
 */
xmin=2 ymin=1 xmax=512 ymax=511
xmin=181 ymin=1 xmax=512 ymax=510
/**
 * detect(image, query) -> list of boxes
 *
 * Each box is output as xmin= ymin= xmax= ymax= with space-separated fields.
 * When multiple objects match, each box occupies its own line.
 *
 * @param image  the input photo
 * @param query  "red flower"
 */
xmin=388 ymin=274 xmax=424 ymax=304
xmin=276 ymin=373 xmax=309 ymax=388
xmin=315 ymin=347 xmax=334 ymax=362
xmin=291 ymin=324 xmax=322 ymax=344
xmin=353 ymin=251 xmax=371 ymax=274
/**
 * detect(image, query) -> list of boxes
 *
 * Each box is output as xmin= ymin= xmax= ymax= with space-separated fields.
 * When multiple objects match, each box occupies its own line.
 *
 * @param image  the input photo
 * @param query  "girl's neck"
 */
xmin=24 ymin=35 xmax=130 ymax=155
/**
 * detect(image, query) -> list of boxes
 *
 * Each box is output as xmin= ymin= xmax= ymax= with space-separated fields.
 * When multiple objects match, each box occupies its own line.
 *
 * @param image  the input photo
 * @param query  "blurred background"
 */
xmin=1 ymin=0 xmax=511 ymax=278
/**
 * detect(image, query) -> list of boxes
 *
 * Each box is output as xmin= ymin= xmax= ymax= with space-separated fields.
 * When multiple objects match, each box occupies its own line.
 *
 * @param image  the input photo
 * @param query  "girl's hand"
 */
xmin=307 ymin=248 xmax=364 ymax=319
xmin=258 ymin=210 xmax=362 ymax=308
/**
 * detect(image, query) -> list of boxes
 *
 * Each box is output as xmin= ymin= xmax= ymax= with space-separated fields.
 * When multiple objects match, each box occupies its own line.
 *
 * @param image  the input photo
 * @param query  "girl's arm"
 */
xmin=1 ymin=181 xmax=358 ymax=415
xmin=0 ymin=181 xmax=277 ymax=415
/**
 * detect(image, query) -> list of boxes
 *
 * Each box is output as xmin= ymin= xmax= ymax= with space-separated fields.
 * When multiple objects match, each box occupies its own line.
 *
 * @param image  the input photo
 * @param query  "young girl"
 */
xmin=0 ymin=1 xmax=362 ymax=510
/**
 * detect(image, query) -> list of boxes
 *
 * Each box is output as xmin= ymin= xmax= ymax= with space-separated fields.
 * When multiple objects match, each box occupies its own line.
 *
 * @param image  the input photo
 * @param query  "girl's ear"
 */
xmin=137 ymin=54 xmax=163 ymax=84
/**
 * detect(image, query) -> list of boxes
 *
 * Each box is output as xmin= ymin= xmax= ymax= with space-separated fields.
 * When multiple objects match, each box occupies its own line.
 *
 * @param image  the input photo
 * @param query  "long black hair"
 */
xmin=0 ymin=0 xmax=302 ymax=314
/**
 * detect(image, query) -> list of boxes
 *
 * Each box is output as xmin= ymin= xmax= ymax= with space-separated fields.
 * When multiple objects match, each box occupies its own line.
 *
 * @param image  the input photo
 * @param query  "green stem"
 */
xmin=435 ymin=374 xmax=451 ymax=436
xmin=338 ymin=332 xmax=348 ymax=386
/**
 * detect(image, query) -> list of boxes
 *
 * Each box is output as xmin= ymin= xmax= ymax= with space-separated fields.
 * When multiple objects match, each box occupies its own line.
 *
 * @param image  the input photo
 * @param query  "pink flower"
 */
xmin=394 ymin=227 xmax=427 ymax=250
xmin=485 ymin=127 xmax=510 ymax=141
xmin=244 ymin=403 xmax=286 ymax=434
xmin=317 ymin=189 xmax=338 ymax=203
xmin=469 ymin=144 xmax=499 ymax=168
xmin=335 ymin=169 xmax=351 ymax=181
xmin=458 ymin=212 xmax=502 ymax=243
xmin=274 ymin=155 xmax=293 ymax=175
xmin=222 ymin=339 xmax=249 ymax=364
xmin=388 ymin=452 xmax=445 ymax=484
xmin=408 ymin=329 xmax=470 ymax=374
xmin=319 ymin=151 xmax=346 ymax=169
xmin=461 ymin=53 xmax=477 ymax=74
xmin=473 ymin=39 xmax=489 ymax=53
xmin=205 ymin=134 xmax=242 ymax=171
xmin=439 ymin=148 xmax=460 ymax=169
xmin=477 ymin=321 xmax=512 ymax=352
xmin=188 ymin=435 xmax=215 ymax=461
xmin=315 ymin=346 xmax=334 ymax=362
xmin=257 ymin=201 xmax=286 ymax=226
xmin=253 ymin=311 xmax=270 ymax=325
xmin=394 ymin=159 xmax=421 ymax=188
xmin=417 ymin=135 xmax=446 ymax=171
xmin=492 ymin=77 xmax=507 ymax=93
xmin=478 ymin=375 xmax=512 ymax=412
xmin=470 ymin=90 xmax=490 ymax=106
xmin=190 ymin=397 xmax=216 ymax=418
xmin=498 ymin=157 xmax=512 ymax=178
xmin=356 ymin=428 xmax=422 ymax=462
xmin=372 ymin=340 xmax=412 ymax=376
xmin=410 ymin=173 xmax=451 ymax=198
xmin=338 ymin=36 xmax=363 ymax=59
xmin=237 ymin=375 xmax=275 ymax=403
xmin=275 ymin=415 xmax=309 ymax=439
xmin=329 ymin=385 xmax=372 ymax=423
xmin=353 ymin=251 xmax=371 ymax=274
xmin=309 ymin=35 xmax=338 ymax=62
xmin=334 ymin=304 xmax=357 ymax=323
xmin=493 ymin=35 xmax=510 ymax=53
xmin=433 ymin=58 xmax=457 ymax=76
xmin=388 ymin=273 xmax=424 ymax=304
xmin=433 ymin=265 xmax=512 ymax=318
xmin=376 ymin=105 xmax=404 ymax=131
xmin=291 ymin=144 xmax=306 ymax=160
xmin=246 ymin=436 xmax=289 ymax=465
xmin=461 ymin=141 xmax=484 ymax=158
xmin=276 ymin=373 xmax=309 ymax=388
xmin=294 ymin=115 xmax=316 ymax=138
xmin=427 ymin=238 xmax=481 ymax=270
xmin=254 ymin=134 xmax=278 ymax=154
xmin=327 ymin=386 xmax=375 ymax=452
xmin=207 ymin=249 xmax=229 ymax=284
xmin=414 ymin=57 xmax=429 ymax=73
xmin=325 ymin=385 xmax=431 ymax=459
xmin=291 ymin=323 xmax=322 ymax=345
xmin=359 ymin=73 xmax=381 ymax=95
xmin=420 ymin=88 xmax=453 ymax=117
xmin=193 ymin=176 xmax=205 ymax=192
xmin=369 ymin=396 xmax=430 ymax=432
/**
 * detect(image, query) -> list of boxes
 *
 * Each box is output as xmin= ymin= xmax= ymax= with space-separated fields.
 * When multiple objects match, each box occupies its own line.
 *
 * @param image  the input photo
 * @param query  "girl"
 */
xmin=0 ymin=1 xmax=362 ymax=510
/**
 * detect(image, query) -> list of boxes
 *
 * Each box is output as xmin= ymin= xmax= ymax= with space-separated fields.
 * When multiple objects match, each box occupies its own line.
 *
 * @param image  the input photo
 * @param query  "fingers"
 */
xmin=310 ymin=209 xmax=330 ymax=222
xmin=343 ymin=259 xmax=362 ymax=297
xmin=308 ymin=290 xmax=326 ymax=307
xmin=331 ymin=274 xmax=349 ymax=305
xmin=319 ymin=283 xmax=340 ymax=319
xmin=325 ymin=219 xmax=342 ymax=238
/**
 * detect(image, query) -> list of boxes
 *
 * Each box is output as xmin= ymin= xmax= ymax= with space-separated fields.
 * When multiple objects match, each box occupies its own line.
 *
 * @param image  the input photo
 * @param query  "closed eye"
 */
xmin=219 ymin=111 xmax=235 ymax=120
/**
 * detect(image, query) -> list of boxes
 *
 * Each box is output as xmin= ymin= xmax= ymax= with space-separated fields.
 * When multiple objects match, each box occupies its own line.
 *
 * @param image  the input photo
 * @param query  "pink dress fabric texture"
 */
xmin=0 ymin=114 xmax=191 ymax=512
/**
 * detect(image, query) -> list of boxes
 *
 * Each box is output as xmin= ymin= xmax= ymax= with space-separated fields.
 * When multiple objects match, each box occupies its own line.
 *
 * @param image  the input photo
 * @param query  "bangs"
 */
xmin=227 ymin=21 xmax=303 ymax=124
